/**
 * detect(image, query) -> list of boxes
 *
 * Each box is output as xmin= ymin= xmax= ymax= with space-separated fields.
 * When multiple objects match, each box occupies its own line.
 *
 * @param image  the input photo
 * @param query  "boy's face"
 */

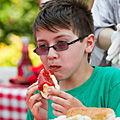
xmin=35 ymin=27 xmax=92 ymax=81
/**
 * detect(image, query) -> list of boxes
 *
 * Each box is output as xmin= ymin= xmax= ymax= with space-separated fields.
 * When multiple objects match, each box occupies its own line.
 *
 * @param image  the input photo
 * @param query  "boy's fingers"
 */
xmin=31 ymin=101 xmax=42 ymax=114
xmin=28 ymin=82 xmax=38 ymax=90
xmin=53 ymin=109 xmax=63 ymax=117
xmin=48 ymin=88 xmax=70 ymax=100
xmin=26 ymin=85 xmax=39 ymax=105
xmin=51 ymin=102 xmax=65 ymax=113
xmin=28 ymin=93 xmax=42 ymax=109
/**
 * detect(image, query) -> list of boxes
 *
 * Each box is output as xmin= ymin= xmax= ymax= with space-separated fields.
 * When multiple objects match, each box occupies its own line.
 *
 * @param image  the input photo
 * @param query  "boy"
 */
xmin=26 ymin=0 xmax=120 ymax=120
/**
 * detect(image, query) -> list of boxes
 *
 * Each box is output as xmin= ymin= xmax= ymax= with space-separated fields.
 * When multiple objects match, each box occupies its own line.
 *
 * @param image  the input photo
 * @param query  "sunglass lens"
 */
xmin=36 ymin=47 xmax=48 ymax=55
xmin=54 ymin=42 xmax=68 ymax=51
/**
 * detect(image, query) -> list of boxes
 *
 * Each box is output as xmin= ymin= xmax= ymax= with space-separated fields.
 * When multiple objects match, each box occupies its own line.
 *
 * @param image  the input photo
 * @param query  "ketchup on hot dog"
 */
xmin=38 ymin=69 xmax=55 ymax=92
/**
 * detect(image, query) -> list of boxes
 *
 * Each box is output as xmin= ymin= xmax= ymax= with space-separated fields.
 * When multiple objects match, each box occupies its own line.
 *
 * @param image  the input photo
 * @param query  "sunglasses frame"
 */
xmin=33 ymin=35 xmax=88 ymax=56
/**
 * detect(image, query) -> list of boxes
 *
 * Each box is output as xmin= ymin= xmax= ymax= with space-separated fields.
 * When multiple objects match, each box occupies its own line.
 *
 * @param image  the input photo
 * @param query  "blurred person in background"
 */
xmin=90 ymin=0 xmax=120 ymax=68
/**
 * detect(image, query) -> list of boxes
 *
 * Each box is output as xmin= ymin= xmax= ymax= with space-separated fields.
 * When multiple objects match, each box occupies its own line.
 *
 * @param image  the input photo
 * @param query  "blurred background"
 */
xmin=0 ymin=0 xmax=41 ymax=67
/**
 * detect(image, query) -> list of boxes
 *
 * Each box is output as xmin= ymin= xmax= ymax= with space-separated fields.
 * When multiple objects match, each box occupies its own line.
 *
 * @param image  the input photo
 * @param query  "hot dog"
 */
xmin=66 ymin=107 xmax=116 ymax=120
xmin=38 ymin=69 xmax=60 ymax=99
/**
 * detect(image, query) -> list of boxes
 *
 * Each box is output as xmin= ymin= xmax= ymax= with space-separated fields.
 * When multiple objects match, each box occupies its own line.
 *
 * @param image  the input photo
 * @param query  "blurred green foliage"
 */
xmin=0 ymin=0 xmax=39 ymax=44
xmin=84 ymin=0 xmax=89 ymax=3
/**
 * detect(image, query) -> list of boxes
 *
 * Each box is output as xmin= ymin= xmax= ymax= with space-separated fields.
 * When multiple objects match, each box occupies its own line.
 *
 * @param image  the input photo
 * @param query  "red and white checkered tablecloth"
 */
xmin=0 ymin=84 xmax=29 ymax=120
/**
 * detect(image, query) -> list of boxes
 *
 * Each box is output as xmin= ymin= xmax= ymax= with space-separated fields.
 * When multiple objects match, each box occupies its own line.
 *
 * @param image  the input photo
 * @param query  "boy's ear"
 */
xmin=85 ymin=34 xmax=95 ymax=53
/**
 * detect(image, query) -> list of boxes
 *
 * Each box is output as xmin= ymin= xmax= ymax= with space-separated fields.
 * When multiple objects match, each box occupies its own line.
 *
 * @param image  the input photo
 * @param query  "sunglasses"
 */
xmin=33 ymin=35 xmax=88 ymax=56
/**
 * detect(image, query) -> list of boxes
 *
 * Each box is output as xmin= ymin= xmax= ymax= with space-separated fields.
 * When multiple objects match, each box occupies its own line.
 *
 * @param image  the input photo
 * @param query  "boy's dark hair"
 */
xmin=33 ymin=0 xmax=94 ymax=61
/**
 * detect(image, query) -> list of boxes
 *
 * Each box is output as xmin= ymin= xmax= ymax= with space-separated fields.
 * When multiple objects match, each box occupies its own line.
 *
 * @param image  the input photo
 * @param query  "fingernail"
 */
xmin=48 ymin=88 xmax=51 ymax=93
xmin=48 ymin=95 xmax=51 ymax=99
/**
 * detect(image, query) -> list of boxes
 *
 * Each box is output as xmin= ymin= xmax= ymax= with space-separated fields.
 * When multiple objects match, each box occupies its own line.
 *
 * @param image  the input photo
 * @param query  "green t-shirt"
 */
xmin=26 ymin=66 xmax=120 ymax=120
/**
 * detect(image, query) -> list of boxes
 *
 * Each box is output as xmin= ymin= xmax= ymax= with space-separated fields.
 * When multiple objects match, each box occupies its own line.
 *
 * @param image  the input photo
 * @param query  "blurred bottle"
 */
xmin=17 ymin=36 xmax=32 ymax=82
xmin=10 ymin=36 xmax=45 ymax=85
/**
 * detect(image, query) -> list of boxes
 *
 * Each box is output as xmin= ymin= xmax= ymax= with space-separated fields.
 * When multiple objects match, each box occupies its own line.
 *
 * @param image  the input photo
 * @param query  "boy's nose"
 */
xmin=47 ymin=47 xmax=58 ymax=59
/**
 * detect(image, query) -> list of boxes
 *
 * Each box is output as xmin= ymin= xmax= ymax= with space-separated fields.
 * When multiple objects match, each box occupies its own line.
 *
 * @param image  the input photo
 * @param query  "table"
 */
xmin=0 ymin=83 xmax=29 ymax=120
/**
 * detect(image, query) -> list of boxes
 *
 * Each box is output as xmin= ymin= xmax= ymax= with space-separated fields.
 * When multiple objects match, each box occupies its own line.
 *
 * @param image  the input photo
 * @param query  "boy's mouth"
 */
xmin=49 ymin=65 xmax=62 ymax=71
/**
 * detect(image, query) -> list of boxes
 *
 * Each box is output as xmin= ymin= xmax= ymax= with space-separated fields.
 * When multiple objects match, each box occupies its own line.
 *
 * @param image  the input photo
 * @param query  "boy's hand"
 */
xmin=47 ymin=88 xmax=85 ymax=117
xmin=26 ymin=82 xmax=48 ymax=120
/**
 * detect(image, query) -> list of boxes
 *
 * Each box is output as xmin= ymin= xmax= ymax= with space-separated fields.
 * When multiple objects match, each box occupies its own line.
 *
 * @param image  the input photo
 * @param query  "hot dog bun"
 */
xmin=53 ymin=114 xmax=91 ymax=120
xmin=66 ymin=107 xmax=115 ymax=120
xmin=115 ymin=118 xmax=120 ymax=120
xmin=38 ymin=69 xmax=60 ymax=99
xmin=53 ymin=107 xmax=118 ymax=120
xmin=54 ymin=115 xmax=67 ymax=120
xmin=67 ymin=115 xmax=91 ymax=120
